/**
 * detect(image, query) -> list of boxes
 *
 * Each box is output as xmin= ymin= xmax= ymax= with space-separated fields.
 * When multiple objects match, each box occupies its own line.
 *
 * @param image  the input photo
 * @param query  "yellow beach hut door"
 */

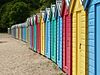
xmin=40 ymin=11 xmax=45 ymax=55
xmin=71 ymin=0 xmax=87 ymax=75
xmin=73 ymin=11 xmax=86 ymax=75
xmin=75 ymin=11 xmax=86 ymax=75
xmin=77 ymin=11 xmax=81 ymax=75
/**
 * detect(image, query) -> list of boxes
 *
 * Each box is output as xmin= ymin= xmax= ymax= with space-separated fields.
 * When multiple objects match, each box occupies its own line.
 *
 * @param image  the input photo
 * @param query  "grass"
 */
xmin=52 ymin=63 xmax=57 ymax=70
xmin=57 ymin=72 xmax=64 ymax=75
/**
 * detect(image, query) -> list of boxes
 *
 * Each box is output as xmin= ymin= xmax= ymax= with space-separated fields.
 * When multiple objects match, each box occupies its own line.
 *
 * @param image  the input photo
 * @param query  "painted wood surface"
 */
xmin=96 ymin=4 xmax=100 ymax=75
xmin=40 ymin=11 xmax=45 ymax=55
xmin=21 ymin=26 xmax=23 ymax=40
xmin=70 ymin=0 xmax=87 ymax=75
xmin=18 ymin=24 xmax=22 ymax=40
xmin=16 ymin=26 xmax=18 ymax=39
xmin=22 ymin=23 xmax=27 ymax=42
xmin=56 ymin=0 xmax=63 ymax=69
xmin=18 ymin=25 xmax=20 ymax=40
xmin=33 ymin=16 xmax=37 ymax=52
xmin=26 ymin=18 xmax=30 ymax=44
xmin=29 ymin=18 xmax=34 ymax=49
xmin=50 ymin=4 xmax=57 ymax=63
xmin=36 ymin=14 xmax=41 ymax=54
xmin=61 ymin=0 xmax=72 ymax=74
xmin=45 ymin=8 xmax=51 ymax=58
xmin=88 ymin=0 xmax=100 ymax=75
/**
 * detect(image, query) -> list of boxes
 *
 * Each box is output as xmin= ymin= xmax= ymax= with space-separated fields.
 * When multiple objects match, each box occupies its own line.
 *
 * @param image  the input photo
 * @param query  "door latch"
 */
xmin=79 ymin=43 xmax=81 ymax=49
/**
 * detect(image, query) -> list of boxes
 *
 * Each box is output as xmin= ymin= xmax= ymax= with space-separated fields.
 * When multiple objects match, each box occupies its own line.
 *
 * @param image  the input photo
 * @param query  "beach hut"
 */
xmin=21 ymin=23 xmax=23 ymax=41
xmin=21 ymin=23 xmax=23 ymax=40
xmin=13 ymin=25 xmax=16 ymax=38
xmin=11 ymin=25 xmax=15 ymax=38
xmin=50 ymin=4 xmax=57 ymax=63
xmin=45 ymin=8 xmax=51 ymax=58
xmin=22 ymin=23 xmax=27 ymax=42
xmin=36 ymin=13 xmax=41 ymax=54
xmin=17 ymin=24 xmax=20 ymax=40
xmin=18 ymin=24 xmax=22 ymax=40
xmin=70 ymin=0 xmax=88 ymax=75
xmin=14 ymin=25 xmax=17 ymax=39
xmin=11 ymin=27 xmax=13 ymax=37
xmin=40 ymin=11 xmax=45 ymax=55
xmin=87 ymin=0 xmax=100 ymax=75
xmin=44 ymin=9 xmax=47 ymax=55
xmin=8 ymin=28 xmax=11 ymax=34
xmin=14 ymin=25 xmax=16 ymax=38
xmin=11 ymin=27 xmax=12 ymax=36
xmin=33 ymin=15 xmax=37 ymax=52
xmin=11 ymin=26 xmax=13 ymax=37
xmin=15 ymin=25 xmax=18 ymax=39
xmin=55 ymin=0 xmax=63 ymax=69
xmin=26 ymin=18 xmax=30 ymax=45
xmin=61 ymin=0 xmax=72 ymax=74
xmin=29 ymin=17 xmax=34 ymax=49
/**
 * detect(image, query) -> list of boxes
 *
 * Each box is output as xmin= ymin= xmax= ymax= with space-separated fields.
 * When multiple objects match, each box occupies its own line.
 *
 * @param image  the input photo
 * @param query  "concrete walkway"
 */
xmin=0 ymin=33 xmax=65 ymax=75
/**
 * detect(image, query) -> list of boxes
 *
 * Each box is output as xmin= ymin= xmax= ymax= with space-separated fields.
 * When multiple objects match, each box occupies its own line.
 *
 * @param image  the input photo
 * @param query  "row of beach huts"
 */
xmin=8 ymin=0 xmax=100 ymax=75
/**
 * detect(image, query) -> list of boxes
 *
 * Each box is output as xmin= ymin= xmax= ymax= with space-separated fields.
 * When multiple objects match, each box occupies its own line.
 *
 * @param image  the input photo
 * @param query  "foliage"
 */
xmin=0 ymin=0 xmax=55 ymax=32
xmin=52 ymin=63 xmax=57 ymax=70
xmin=57 ymin=73 xmax=64 ymax=75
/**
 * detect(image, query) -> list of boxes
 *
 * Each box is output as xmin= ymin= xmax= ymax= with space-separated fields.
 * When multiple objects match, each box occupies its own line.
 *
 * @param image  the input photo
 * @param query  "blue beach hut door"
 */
xmin=96 ymin=3 xmax=100 ymax=75
xmin=45 ymin=8 xmax=51 ymax=58
xmin=87 ymin=0 xmax=100 ymax=75
xmin=56 ymin=0 xmax=62 ymax=69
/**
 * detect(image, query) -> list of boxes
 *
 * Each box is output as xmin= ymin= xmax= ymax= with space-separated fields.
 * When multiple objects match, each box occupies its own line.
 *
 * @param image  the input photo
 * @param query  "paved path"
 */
xmin=0 ymin=33 xmax=65 ymax=75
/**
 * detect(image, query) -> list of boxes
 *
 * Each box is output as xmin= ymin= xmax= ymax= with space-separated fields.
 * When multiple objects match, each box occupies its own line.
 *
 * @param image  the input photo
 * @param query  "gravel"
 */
xmin=0 ymin=33 xmax=66 ymax=75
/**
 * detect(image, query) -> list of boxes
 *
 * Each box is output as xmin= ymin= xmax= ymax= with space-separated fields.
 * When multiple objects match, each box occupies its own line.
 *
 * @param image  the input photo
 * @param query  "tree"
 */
xmin=0 ymin=0 xmax=55 ymax=32
xmin=0 ymin=2 xmax=31 ymax=32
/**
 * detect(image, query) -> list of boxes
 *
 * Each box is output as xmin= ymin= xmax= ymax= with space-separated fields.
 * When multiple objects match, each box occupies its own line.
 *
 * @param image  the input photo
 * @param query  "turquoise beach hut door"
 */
xmin=50 ymin=4 xmax=57 ymax=63
xmin=33 ymin=15 xmax=37 ymax=52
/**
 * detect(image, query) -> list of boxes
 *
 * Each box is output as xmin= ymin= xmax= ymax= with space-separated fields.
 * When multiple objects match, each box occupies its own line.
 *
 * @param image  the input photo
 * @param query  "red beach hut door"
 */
xmin=37 ymin=22 xmax=41 ymax=53
xmin=62 ymin=1 xmax=72 ymax=74
xmin=66 ymin=14 xmax=72 ymax=75
xmin=63 ymin=13 xmax=67 ymax=72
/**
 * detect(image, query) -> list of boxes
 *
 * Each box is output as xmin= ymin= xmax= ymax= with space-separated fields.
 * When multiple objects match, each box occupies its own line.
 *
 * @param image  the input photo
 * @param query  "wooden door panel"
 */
xmin=72 ymin=13 xmax=77 ymax=75
xmin=96 ymin=4 xmax=100 ymax=75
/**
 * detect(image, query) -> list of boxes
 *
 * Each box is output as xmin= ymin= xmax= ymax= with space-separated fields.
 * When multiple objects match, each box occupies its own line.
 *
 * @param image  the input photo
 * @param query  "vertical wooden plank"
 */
xmin=42 ymin=21 xmax=45 ymax=55
xmin=34 ymin=24 xmax=37 ymax=51
xmin=63 ymin=14 xmax=66 ymax=72
xmin=96 ymin=4 xmax=100 ymax=75
xmin=40 ymin=18 xmax=43 ymax=54
xmin=88 ymin=5 xmax=95 ymax=75
xmin=48 ymin=21 xmax=51 ymax=58
xmin=57 ymin=16 xmax=62 ymax=68
xmin=45 ymin=19 xmax=48 ymax=57
xmin=72 ymin=12 xmax=77 ymax=75
xmin=66 ymin=14 xmax=72 ymax=75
